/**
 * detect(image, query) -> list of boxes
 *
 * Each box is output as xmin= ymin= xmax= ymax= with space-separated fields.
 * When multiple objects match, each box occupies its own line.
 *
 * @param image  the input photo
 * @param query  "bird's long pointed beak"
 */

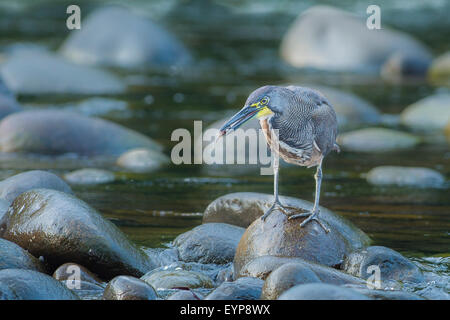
xmin=218 ymin=105 xmax=259 ymax=137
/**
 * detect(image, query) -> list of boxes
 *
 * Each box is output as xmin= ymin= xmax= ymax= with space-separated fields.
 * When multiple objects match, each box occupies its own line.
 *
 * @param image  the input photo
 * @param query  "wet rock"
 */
xmin=366 ymin=166 xmax=445 ymax=188
xmin=216 ymin=264 xmax=234 ymax=284
xmin=337 ymin=128 xmax=420 ymax=152
xmin=0 ymin=269 xmax=79 ymax=300
xmin=103 ymin=276 xmax=157 ymax=300
xmin=428 ymin=52 xmax=450 ymax=85
xmin=0 ymin=110 xmax=161 ymax=156
xmin=280 ymin=6 xmax=431 ymax=73
xmin=205 ymin=277 xmax=263 ymax=300
xmin=168 ymin=289 xmax=203 ymax=300
xmin=381 ymin=52 xmax=431 ymax=81
xmin=141 ymin=269 xmax=214 ymax=290
xmin=0 ymin=77 xmax=21 ymax=120
xmin=342 ymin=246 xmax=424 ymax=288
xmin=60 ymin=6 xmax=191 ymax=69
xmin=0 ymin=170 xmax=72 ymax=204
xmin=400 ymin=93 xmax=450 ymax=131
xmin=278 ymin=283 xmax=370 ymax=300
xmin=0 ymin=198 xmax=9 ymax=222
xmin=348 ymin=287 xmax=425 ymax=300
xmin=261 ymin=261 xmax=364 ymax=299
xmin=0 ymin=189 xmax=156 ymax=279
xmin=233 ymin=197 xmax=371 ymax=277
xmin=53 ymin=263 xmax=103 ymax=285
xmin=64 ymin=168 xmax=115 ymax=185
xmin=174 ymin=223 xmax=245 ymax=264
xmin=313 ymin=85 xmax=381 ymax=129
xmin=117 ymin=148 xmax=169 ymax=172
xmin=0 ymin=238 xmax=47 ymax=272
xmin=0 ymin=50 xmax=125 ymax=95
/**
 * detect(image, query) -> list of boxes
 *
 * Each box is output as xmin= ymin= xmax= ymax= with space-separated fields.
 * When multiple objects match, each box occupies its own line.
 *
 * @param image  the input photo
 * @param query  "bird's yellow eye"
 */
xmin=260 ymin=97 xmax=269 ymax=105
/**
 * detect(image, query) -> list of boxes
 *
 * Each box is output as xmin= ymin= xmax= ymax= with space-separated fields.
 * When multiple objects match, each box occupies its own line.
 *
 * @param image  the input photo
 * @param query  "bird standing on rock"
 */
xmin=218 ymin=85 xmax=340 ymax=232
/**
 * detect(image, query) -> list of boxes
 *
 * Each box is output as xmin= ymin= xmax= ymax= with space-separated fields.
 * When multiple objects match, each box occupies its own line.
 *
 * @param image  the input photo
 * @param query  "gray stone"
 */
xmin=141 ymin=269 xmax=214 ymax=290
xmin=167 ymin=289 xmax=203 ymax=300
xmin=0 ymin=110 xmax=161 ymax=156
xmin=64 ymin=168 xmax=115 ymax=185
xmin=278 ymin=283 xmax=370 ymax=300
xmin=366 ymin=166 xmax=445 ymax=188
xmin=53 ymin=263 xmax=103 ymax=285
xmin=342 ymin=246 xmax=424 ymax=288
xmin=0 ymin=170 xmax=72 ymax=204
xmin=400 ymin=93 xmax=450 ymax=131
xmin=0 ymin=77 xmax=21 ymax=120
xmin=205 ymin=277 xmax=263 ymax=300
xmin=117 ymin=148 xmax=169 ymax=172
xmin=0 ymin=269 xmax=79 ymax=300
xmin=0 ymin=238 xmax=47 ymax=273
xmin=60 ymin=6 xmax=191 ymax=69
xmin=348 ymin=287 xmax=425 ymax=300
xmin=233 ymin=198 xmax=371 ymax=277
xmin=337 ymin=128 xmax=420 ymax=152
xmin=174 ymin=223 xmax=245 ymax=264
xmin=280 ymin=5 xmax=431 ymax=73
xmin=103 ymin=275 xmax=157 ymax=300
xmin=0 ymin=189 xmax=156 ymax=279
xmin=0 ymin=50 xmax=125 ymax=95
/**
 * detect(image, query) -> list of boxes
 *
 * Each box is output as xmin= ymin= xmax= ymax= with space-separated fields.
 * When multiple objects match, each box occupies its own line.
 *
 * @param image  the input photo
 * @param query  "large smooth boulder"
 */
xmin=0 ymin=110 xmax=161 ymax=156
xmin=261 ymin=261 xmax=364 ymax=299
xmin=0 ymin=50 xmax=125 ymax=95
xmin=337 ymin=128 xmax=420 ymax=152
xmin=60 ymin=6 xmax=191 ymax=69
xmin=278 ymin=283 xmax=370 ymax=300
xmin=0 ymin=238 xmax=47 ymax=272
xmin=173 ymin=223 xmax=245 ymax=264
xmin=103 ymin=276 xmax=157 ymax=300
xmin=0 ymin=170 xmax=72 ymax=204
xmin=233 ymin=194 xmax=371 ymax=277
xmin=280 ymin=6 xmax=431 ymax=73
xmin=342 ymin=246 xmax=424 ymax=287
xmin=0 ymin=189 xmax=156 ymax=279
xmin=366 ymin=166 xmax=445 ymax=188
xmin=205 ymin=277 xmax=264 ymax=300
xmin=0 ymin=269 xmax=79 ymax=300
xmin=400 ymin=93 xmax=450 ymax=131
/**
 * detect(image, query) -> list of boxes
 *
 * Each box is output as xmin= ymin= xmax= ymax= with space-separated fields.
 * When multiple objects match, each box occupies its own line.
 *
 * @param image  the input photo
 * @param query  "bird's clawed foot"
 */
xmin=260 ymin=200 xmax=304 ymax=221
xmin=288 ymin=209 xmax=330 ymax=233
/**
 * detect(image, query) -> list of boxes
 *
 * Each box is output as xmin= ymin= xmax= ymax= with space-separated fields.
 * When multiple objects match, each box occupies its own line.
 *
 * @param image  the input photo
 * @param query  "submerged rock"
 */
xmin=0 ymin=50 xmax=125 ymax=95
xmin=0 ymin=238 xmax=47 ymax=273
xmin=60 ymin=6 xmax=191 ymax=69
xmin=233 ymin=195 xmax=371 ymax=276
xmin=204 ymin=192 xmax=370 ymax=246
xmin=141 ymin=269 xmax=214 ymax=290
xmin=342 ymin=246 xmax=424 ymax=288
xmin=278 ymin=283 xmax=370 ymax=300
xmin=0 ymin=110 xmax=161 ymax=156
xmin=173 ymin=223 xmax=245 ymax=264
xmin=0 ymin=189 xmax=155 ymax=279
xmin=0 ymin=269 xmax=79 ymax=300
xmin=117 ymin=148 xmax=169 ymax=172
xmin=337 ymin=128 xmax=420 ymax=152
xmin=0 ymin=170 xmax=72 ymax=204
xmin=261 ymin=261 xmax=364 ymax=299
xmin=400 ymin=93 xmax=450 ymax=131
xmin=64 ymin=168 xmax=115 ymax=185
xmin=103 ymin=275 xmax=157 ymax=300
xmin=280 ymin=5 xmax=431 ymax=73
xmin=205 ymin=277 xmax=263 ymax=300
xmin=366 ymin=166 xmax=445 ymax=188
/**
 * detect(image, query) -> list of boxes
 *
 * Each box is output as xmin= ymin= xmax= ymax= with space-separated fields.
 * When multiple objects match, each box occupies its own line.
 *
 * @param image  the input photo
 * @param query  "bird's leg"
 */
xmin=288 ymin=160 xmax=330 ymax=233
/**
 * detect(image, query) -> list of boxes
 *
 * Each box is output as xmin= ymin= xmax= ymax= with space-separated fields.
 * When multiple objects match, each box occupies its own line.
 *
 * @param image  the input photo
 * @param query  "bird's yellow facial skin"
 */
xmin=256 ymin=106 xmax=273 ymax=118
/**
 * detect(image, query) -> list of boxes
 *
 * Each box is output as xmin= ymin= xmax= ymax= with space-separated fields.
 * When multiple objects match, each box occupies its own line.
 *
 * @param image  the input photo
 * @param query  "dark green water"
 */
xmin=0 ymin=0 xmax=448 ymax=296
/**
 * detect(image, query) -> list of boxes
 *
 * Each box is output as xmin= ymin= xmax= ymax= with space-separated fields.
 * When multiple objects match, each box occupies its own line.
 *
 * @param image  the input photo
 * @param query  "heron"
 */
xmin=218 ymin=85 xmax=340 ymax=232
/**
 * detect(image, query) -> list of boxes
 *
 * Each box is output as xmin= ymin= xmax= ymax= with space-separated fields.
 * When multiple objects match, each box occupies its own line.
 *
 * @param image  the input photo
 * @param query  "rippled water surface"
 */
xmin=0 ymin=0 xmax=448 ymax=298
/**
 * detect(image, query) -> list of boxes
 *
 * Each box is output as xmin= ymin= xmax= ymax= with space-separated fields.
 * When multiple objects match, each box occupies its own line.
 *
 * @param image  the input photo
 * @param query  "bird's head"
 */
xmin=219 ymin=85 xmax=288 ymax=137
